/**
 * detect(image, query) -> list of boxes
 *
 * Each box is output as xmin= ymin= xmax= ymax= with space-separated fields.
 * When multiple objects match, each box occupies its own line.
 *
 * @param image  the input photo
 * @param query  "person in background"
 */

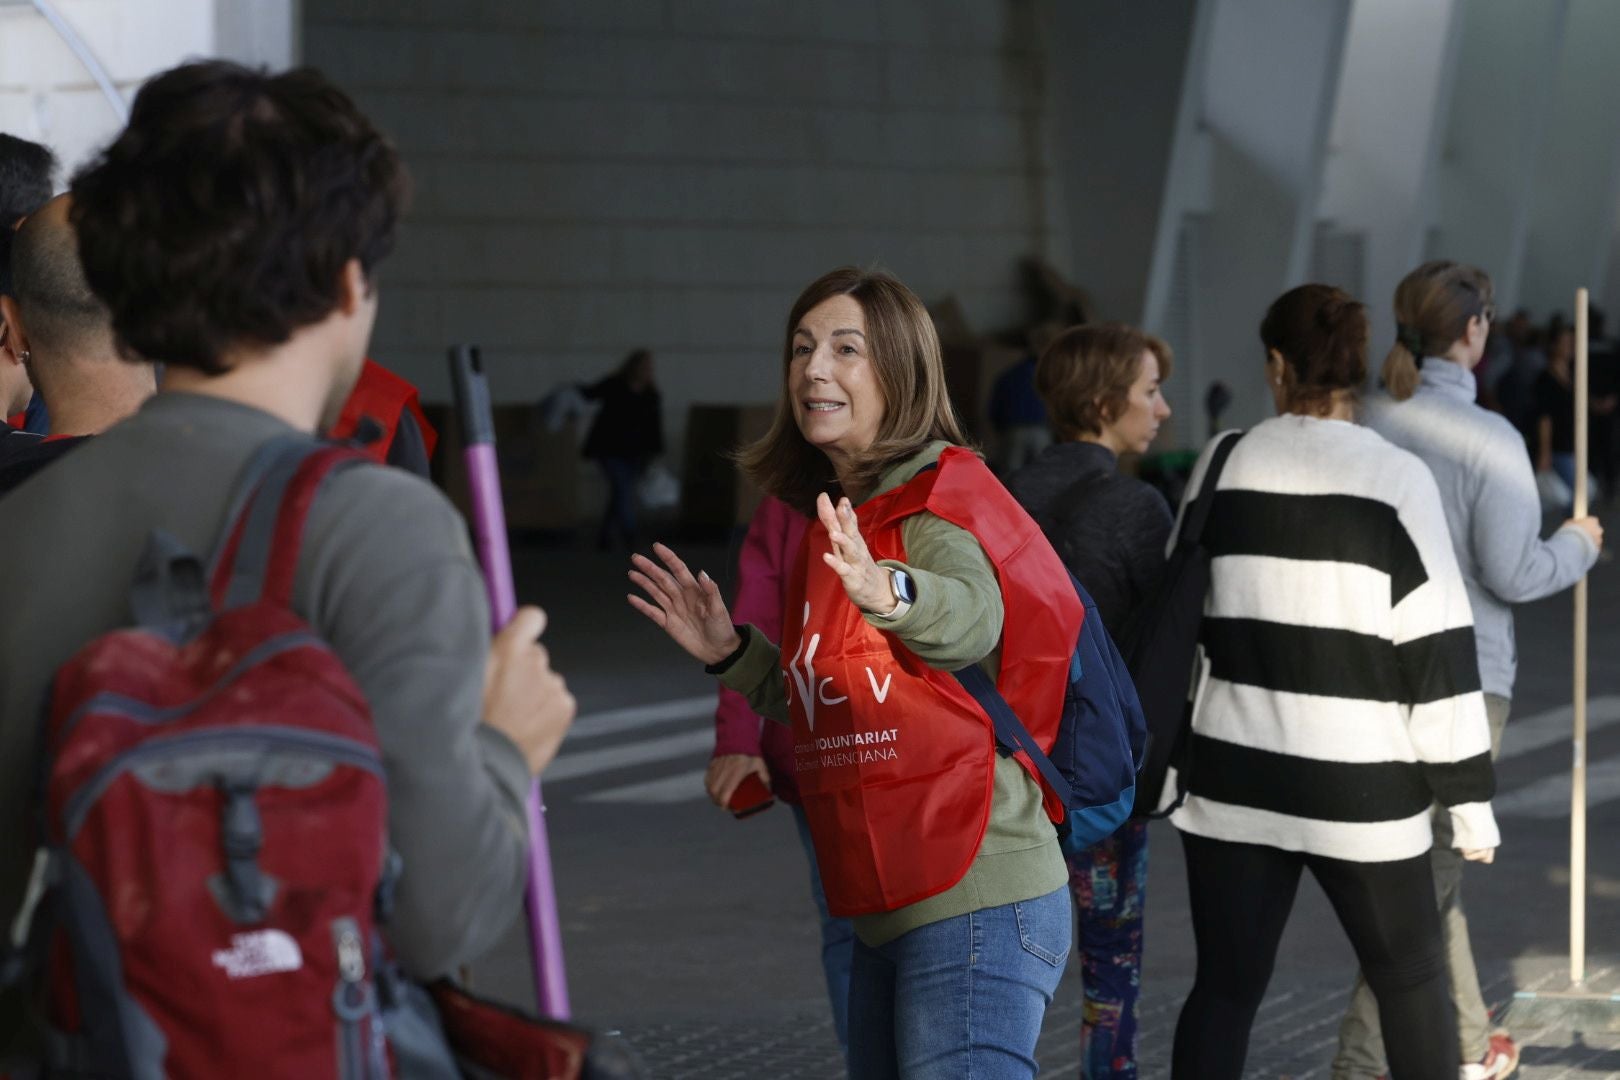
xmin=1534 ymin=316 xmax=1620 ymax=512
xmin=583 ymin=348 xmax=663 ymax=550
xmin=0 ymin=194 xmax=155 ymax=494
xmin=1166 ymin=284 xmax=1498 ymax=1080
xmin=1005 ymin=323 xmax=1173 ymax=1079
xmin=1333 ymin=261 xmax=1601 ymax=1080
xmin=0 ymin=134 xmax=54 ymax=229
xmin=1 ymin=133 xmax=58 ymax=435
xmin=1489 ymin=309 xmax=1544 ymax=439
xmin=989 ymin=349 xmax=1051 ymax=474
xmin=706 ymin=493 xmax=854 ymax=1055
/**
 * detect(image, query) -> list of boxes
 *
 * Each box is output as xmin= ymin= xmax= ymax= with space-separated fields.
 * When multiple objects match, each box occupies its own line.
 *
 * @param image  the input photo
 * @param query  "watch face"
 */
xmin=894 ymin=569 xmax=916 ymax=603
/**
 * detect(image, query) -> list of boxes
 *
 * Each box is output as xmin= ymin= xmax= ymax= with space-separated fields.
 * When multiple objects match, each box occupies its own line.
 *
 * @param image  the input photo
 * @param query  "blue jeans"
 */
xmin=595 ymin=457 xmax=641 ymax=549
xmin=847 ymin=886 xmax=1072 ymax=1079
xmin=791 ymin=804 xmax=855 ymax=1052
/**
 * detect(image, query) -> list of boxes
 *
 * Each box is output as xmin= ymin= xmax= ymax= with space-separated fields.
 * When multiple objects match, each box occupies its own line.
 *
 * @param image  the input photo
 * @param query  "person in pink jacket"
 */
xmin=706 ymin=494 xmax=854 ymax=1053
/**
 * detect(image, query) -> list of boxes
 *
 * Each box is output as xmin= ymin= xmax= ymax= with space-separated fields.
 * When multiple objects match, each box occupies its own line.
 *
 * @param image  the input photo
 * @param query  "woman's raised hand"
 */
xmin=628 ymin=542 xmax=741 ymax=665
xmin=816 ymin=492 xmax=897 ymax=615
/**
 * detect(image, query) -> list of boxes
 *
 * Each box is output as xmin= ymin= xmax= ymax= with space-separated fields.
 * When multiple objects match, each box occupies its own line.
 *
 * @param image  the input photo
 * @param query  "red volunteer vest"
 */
xmin=330 ymin=359 xmax=439 ymax=464
xmin=782 ymin=447 xmax=1083 ymax=917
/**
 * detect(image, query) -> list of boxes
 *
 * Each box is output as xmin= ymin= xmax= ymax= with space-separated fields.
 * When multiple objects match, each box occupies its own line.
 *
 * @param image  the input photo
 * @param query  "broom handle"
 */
xmin=450 ymin=345 xmax=572 ymax=1019
xmin=1572 ymin=290 xmax=1589 ymax=988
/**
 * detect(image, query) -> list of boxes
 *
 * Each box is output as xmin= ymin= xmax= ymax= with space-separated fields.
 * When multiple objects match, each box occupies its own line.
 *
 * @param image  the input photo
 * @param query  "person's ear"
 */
xmin=0 ymin=295 xmax=29 ymax=365
xmin=334 ymin=259 xmax=370 ymax=317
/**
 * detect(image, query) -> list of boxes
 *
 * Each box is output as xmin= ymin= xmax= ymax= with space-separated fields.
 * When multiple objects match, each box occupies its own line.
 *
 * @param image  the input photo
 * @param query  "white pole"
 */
xmin=1571 ymin=287 xmax=1590 ymax=988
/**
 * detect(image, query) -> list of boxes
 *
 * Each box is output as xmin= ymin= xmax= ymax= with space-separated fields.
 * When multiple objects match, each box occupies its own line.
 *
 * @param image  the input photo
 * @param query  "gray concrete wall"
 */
xmin=1185 ymin=0 xmax=1351 ymax=431
xmin=1427 ymin=0 xmax=1569 ymax=313
xmin=303 ymin=0 xmax=1059 ymax=439
xmin=1318 ymin=0 xmax=1461 ymax=359
xmin=1042 ymin=0 xmax=1199 ymax=327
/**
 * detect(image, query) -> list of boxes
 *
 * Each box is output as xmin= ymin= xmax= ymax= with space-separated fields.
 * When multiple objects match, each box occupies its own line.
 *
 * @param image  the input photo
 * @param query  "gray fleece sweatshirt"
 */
xmin=1363 ymin=358 xmax=1599 ymax=699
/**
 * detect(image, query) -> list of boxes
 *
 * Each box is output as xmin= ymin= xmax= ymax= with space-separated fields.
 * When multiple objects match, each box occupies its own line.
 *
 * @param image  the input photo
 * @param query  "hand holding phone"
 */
xmin=727 ymin=773 xmax=776 ymax=819
xmin=706 ymin=754 xmax=774 ymax=818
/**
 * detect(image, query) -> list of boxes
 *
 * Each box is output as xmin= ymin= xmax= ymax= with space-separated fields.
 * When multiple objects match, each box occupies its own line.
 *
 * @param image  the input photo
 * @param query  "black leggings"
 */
xmin=1172 ymin=832 xmax=1455 ymax=1080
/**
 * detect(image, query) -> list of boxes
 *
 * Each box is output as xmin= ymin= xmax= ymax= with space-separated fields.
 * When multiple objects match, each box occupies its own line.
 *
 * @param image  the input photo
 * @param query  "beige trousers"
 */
xmin=1330 ymin=693 xmax=1511 ymax=1077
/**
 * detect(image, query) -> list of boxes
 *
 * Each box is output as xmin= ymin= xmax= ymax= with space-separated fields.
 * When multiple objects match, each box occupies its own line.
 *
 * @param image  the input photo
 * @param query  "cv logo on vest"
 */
xmin=788 ymin=602 xmax=894 ymax=732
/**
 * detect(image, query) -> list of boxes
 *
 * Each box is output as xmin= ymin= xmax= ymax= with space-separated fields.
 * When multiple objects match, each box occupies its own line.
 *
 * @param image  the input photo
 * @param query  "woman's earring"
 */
xmin=18 ymin=351 xmax=29 ymax=364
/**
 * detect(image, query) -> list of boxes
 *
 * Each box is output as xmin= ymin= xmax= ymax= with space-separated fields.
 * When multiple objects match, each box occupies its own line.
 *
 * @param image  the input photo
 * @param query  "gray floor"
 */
xmin=514 ymin=510 xmax=1620 ymax=1078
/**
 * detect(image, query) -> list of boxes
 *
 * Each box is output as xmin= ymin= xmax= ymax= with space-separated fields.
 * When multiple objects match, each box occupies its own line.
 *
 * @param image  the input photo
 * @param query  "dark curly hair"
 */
xmin=0 ymin=134 xmax=56 ymax=225
xmin=69 ymin=61 xmax=409 ymax=374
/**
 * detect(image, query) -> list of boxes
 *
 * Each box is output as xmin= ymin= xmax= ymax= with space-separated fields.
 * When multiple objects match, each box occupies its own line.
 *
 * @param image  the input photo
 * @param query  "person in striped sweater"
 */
xmin=1166 ymin=284 xmax=1499 ymax=1080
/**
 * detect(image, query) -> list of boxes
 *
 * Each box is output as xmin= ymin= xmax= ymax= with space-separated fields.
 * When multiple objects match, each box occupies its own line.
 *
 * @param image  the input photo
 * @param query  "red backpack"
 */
xmin=10 ymin=438 xmax=395 ymax=1078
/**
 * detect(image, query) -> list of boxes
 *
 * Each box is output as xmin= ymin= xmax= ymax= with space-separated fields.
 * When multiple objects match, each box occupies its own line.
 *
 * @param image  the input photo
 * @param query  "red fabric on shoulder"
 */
xmin=330 ymin=359 xmax=439 ymax=463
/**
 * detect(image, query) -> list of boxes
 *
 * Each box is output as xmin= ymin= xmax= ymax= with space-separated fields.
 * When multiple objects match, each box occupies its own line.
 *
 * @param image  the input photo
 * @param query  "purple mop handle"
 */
xmin=451 ymin=345 xmax=571 ymax=1020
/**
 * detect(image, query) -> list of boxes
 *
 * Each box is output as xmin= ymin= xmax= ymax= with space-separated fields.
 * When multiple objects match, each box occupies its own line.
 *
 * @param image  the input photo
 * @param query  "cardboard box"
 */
xmin=423 ymin=402 xmax=581 ymax=533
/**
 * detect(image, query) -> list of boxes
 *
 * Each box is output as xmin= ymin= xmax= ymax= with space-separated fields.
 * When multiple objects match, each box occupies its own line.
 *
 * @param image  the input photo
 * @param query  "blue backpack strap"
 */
xmin=953 ymin=662 xmax=1074 ymax=807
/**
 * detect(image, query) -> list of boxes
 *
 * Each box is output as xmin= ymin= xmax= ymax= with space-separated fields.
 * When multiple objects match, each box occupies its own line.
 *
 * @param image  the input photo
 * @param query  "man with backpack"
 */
xmin=0 ymin=61 xmax=575 ymax=1066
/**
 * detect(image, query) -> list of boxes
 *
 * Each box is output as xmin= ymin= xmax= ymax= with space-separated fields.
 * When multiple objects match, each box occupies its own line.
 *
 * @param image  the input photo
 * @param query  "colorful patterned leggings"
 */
xmin=1067 ymin=817 xmax=1149 ymax=1079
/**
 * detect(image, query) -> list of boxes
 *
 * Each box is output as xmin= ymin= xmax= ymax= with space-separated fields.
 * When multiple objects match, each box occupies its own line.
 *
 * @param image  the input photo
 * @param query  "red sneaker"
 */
xmin=1377 ymin=1029 xmax=1518 ymax=1080
xmin=1459 ymin=1030 xmax=1520 ymax=1079
xmin=1476 ymin=1030 xmax=1520 ymax=1079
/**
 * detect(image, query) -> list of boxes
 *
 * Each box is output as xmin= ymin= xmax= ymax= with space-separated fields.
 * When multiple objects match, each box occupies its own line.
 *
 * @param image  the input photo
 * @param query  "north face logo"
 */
xmin=211 ymin=929 xmax=303 ymax=979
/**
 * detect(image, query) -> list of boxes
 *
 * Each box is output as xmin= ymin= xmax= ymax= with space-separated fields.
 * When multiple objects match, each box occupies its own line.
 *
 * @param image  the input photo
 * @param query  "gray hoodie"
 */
xmin=1363 ymin=358 xmax=1598 ymax=699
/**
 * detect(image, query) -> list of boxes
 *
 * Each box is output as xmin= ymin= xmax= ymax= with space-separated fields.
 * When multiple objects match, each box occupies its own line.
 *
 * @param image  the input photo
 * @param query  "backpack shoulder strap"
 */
xmin=953 ymin=661 xmax=1074 ymax=808
xmin=209 ymin=440 xmax=370 ymax=610
xmin=1176 ymin=430 xmax=1243 ymax=550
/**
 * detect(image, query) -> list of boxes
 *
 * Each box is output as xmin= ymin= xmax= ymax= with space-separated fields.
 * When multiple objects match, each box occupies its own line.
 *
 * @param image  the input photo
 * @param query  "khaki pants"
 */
xmin=1331 ymin=693 xmax=1511 ymax=1077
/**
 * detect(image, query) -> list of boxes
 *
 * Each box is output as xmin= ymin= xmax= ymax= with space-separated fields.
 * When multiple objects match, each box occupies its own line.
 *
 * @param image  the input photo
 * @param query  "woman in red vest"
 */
xmin=629 ymin=267 xmax=1078 ymax=1078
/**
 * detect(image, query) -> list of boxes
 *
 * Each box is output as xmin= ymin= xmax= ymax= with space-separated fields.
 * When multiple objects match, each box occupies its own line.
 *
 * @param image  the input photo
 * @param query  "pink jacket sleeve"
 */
xmin=713 ymin=496 xmax=807 ymax=757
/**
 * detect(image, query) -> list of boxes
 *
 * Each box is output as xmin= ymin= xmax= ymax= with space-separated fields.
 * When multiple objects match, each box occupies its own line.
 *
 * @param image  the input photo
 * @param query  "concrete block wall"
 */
xmin=302 ymin=0 xmax=1057 ymax=451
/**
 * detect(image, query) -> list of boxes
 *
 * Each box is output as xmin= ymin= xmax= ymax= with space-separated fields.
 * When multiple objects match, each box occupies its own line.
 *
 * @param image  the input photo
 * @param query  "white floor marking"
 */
xmin=580 ymin=767 xmax=713 ymax=805
xmin=1499 ymin=695 xmax=1620 ymax=760
xmin=567 ymin=695 xmax=716 ymax=742
xmin=1494 ymin=752 xmax=1620 ymax=819
xmin=546 ymin=729 xmax=714 ymax=783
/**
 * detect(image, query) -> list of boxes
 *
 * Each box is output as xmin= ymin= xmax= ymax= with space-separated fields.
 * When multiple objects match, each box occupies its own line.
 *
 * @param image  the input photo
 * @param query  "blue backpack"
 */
xmin=954 ymin=571 xmax=1148 ymax=854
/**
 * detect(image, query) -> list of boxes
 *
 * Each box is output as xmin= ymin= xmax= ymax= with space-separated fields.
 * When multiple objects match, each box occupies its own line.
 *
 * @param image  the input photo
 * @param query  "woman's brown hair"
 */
xmin=1259 ymin=284 xmax=1368 ymax=416
xmin=1381 ymin=260 xmax=1494 ymax=401
xmin=738 ymin=266 xmax=970 ymax=512
xmin=1035 ymin=322 xmax=1173 ymax=441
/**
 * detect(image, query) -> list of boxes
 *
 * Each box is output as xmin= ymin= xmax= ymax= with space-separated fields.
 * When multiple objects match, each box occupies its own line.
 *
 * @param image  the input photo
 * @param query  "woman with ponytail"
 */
xmin=1330 ymin=262 xmax=1603 ymax=1080
xmin=1167 ymin=284 xmax=1499 ymax=1079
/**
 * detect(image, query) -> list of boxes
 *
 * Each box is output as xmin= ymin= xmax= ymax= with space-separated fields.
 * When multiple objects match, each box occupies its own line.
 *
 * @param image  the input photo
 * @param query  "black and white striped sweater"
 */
xmin=1165 ymin=415 xmax=1500 ymax=862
